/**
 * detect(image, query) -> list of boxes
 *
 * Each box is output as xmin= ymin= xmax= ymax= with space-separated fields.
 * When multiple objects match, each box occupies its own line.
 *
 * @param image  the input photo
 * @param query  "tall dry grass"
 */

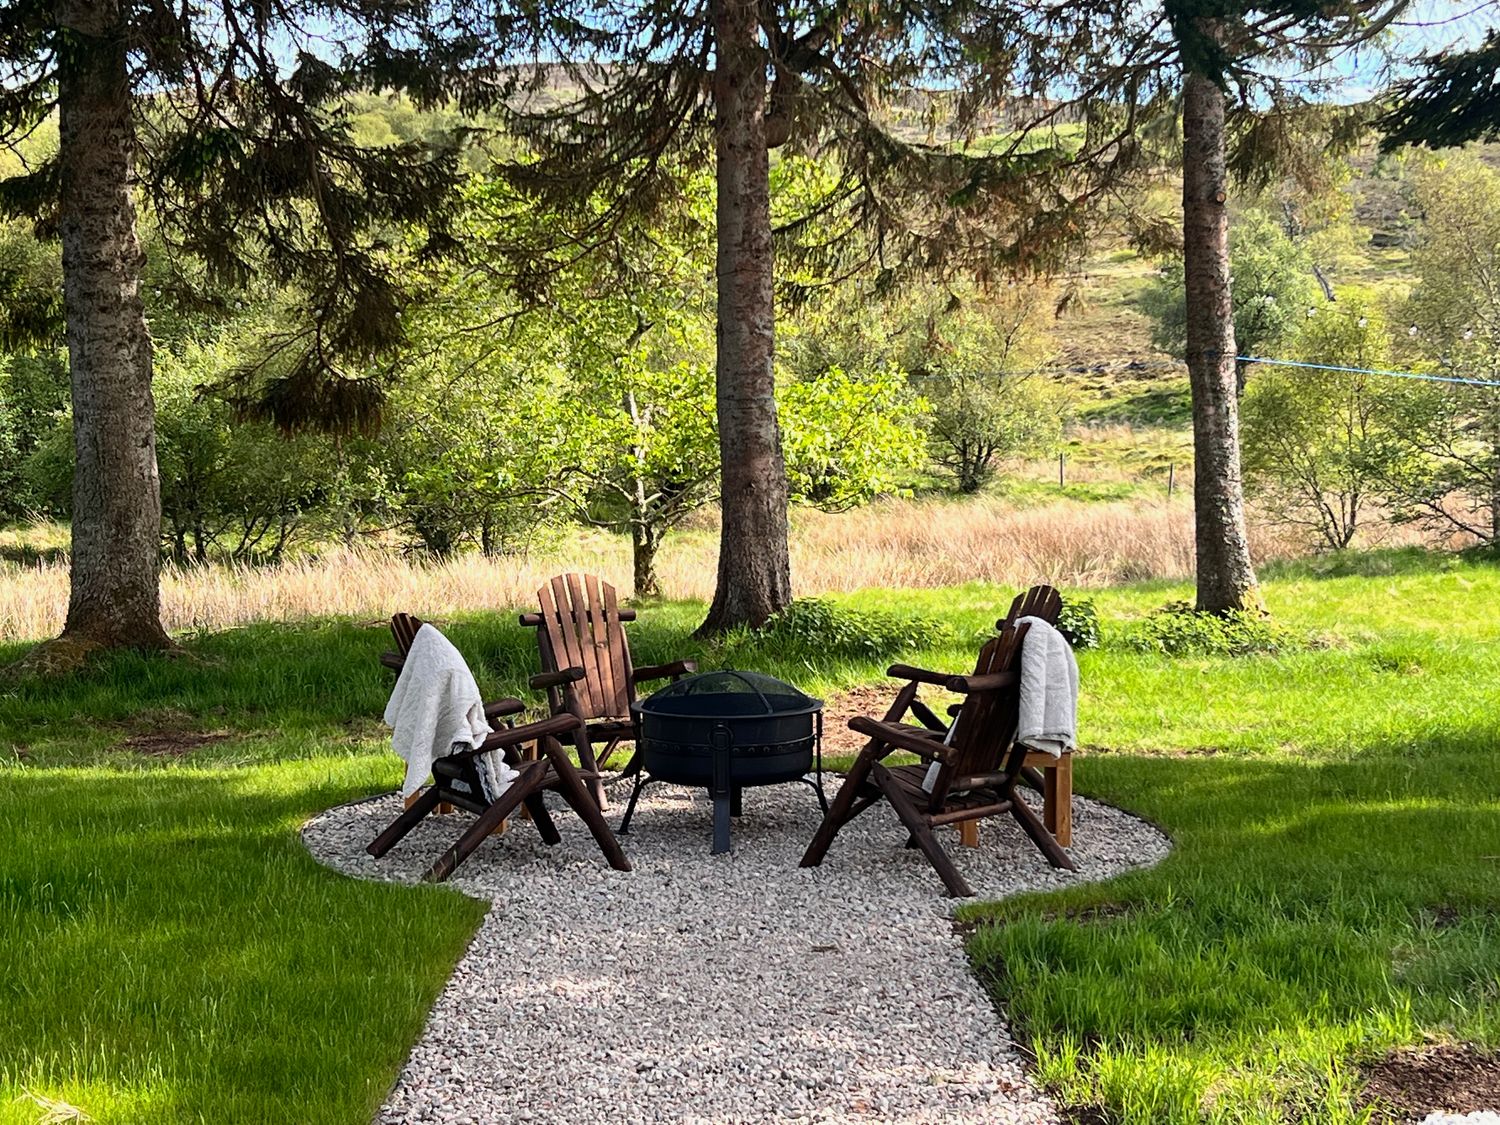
xmin=0 ymin=496 xmax=1429 ymax=643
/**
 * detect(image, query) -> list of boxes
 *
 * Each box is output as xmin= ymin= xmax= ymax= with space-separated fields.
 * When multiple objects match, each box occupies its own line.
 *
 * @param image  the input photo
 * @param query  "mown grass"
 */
xmin=957 ymin=551 xmax=1500 ymax=1123
xmin=3 ymin=548 xmax=1498 ymax=1122
xmin=0 ymin=755 xmax=485 ymax=1124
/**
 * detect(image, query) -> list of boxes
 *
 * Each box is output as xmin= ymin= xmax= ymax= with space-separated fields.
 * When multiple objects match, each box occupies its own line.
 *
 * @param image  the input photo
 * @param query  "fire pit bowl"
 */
xmin=619 ymin=670 xmax=827 ymax=854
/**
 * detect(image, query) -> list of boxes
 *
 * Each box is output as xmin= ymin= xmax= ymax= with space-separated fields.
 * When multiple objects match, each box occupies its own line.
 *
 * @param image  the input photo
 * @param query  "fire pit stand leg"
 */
xmin=710 ymin=733 xmax=734 ymax=854
xmin=801 ymin=713 xmax=830 ymax=814
xmin=616 ymin=771 xmax=652 ymax=836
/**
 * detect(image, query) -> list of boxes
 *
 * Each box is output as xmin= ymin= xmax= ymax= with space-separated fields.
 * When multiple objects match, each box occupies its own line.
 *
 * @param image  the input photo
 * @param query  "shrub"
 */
xmin=1120 ymin=601 xmax=1294 ymax=657
xmin=1056 ymin=596 xmax=1100 ymax=651
xmin=726 ymin=597 xmax=951 ymax=662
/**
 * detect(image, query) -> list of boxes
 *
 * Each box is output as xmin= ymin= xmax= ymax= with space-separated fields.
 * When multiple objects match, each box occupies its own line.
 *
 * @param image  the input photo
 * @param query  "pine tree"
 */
xmin=1380 ymin=28 xmax=1500 ymax=150
xmin=0 ymin=0 xmax=506 ymax=663
xmin=484 ymin=1 xmax=1139 ymax=631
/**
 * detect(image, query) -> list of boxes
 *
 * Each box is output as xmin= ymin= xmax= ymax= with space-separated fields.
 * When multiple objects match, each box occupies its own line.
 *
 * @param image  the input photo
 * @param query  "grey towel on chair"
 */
xmin=1013 ymin=616 xmax=1079 ymax=758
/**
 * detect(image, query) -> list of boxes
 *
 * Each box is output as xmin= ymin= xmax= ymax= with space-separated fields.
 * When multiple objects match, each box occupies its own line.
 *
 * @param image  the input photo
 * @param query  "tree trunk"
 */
xmin=1181 ymin=64 xmax=1262 ymax=614
xmin=632 ymin=522 xmax=661 ymax=599
xmin=697 ymin=0 xmax=793 ymax=635
xmin=54 ymin=0 xmax=171 ymax=652
xmin=1489 ymin=420 xmax=1500 ymax=542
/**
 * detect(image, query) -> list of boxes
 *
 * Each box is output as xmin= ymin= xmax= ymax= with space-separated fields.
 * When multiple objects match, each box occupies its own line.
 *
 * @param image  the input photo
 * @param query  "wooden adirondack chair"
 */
xmin=380 ymin=612 xmax=532 ymax=820
xmin=520 ymin=574 xmax=696 ymax=803
xmin=366 ymin=710 xmax=631 ymax=882
xmin=876 ymin=585 xmax=1073 ymax=847
xmin=799 ymin=616 xmax=1077 ymax=897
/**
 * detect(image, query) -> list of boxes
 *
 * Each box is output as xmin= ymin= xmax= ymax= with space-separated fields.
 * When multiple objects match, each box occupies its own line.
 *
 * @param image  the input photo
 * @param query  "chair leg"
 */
xmin=581 ymin=734 xmax=619 ymax=809
xmin=799 ymin=748 xmax=879 ymax=868
xmin=595 ymin=735 xmax=623 ymax=771
xmin=369 ymin=786 xmax=443 ymax=857
xmin=881 ymin=681 xmax=920 ymax=722
xmin=424 ymin=773 xmax=537 ymax=883
xmin=406 ymin=791 xmax=454 ymax=816
xmin=1046 ymin=754 xmax=1073 ymax=847
xmin=874 ymin=763 xmax=974 ymax=897
xmin=524 ymin=791 xmax=562 ymax=846
xmin=1008 ymin=787 xmax=1078 ymax=871
xmin=545 ymin=739 xmax=632 ymax=872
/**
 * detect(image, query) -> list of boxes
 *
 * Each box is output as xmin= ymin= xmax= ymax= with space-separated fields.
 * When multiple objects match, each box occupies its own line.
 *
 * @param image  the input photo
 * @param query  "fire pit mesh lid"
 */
xmin=635 ymin=669 xmax=819 ymax=716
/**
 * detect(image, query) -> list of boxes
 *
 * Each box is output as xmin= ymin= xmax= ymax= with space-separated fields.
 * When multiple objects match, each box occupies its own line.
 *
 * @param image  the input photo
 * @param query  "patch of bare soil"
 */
xmin=117 ymin=730 xmax=233 ymax=758
xmin=818 ymin=685 xmax=900 ymax=761
xmin=817 ymin=682 xmax=968 ymax=761
xmin=1361 ymin=1044 xmax=1500 ymax=1122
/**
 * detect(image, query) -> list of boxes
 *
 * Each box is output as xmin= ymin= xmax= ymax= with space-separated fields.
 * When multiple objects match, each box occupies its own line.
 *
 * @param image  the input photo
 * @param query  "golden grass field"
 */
xmin=1 ymin=493 xmax=1448 ymax=644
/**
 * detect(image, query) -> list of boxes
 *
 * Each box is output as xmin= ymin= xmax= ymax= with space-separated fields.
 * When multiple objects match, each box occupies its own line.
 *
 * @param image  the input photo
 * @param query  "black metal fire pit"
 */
xmin=618 ymin=670 xmax=827 ymax=854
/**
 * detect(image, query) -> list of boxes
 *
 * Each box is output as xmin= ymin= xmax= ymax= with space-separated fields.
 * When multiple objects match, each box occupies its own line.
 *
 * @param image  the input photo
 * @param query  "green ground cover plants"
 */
xmin=2 ymin=548 xmax=1497 ymax=1122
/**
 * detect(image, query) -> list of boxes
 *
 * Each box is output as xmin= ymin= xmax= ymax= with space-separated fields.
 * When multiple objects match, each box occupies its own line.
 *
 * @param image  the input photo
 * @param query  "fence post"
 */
xmin=1058 ymin=451 xmax=1065 ymax=488
xmin=1167 ymin=463 xmax=1175 ymax=497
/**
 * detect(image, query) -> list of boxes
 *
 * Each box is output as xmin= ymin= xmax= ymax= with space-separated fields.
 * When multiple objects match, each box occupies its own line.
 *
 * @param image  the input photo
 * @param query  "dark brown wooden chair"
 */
xmin=520 ymin=574 xmax=696 ymax=803
xmin=799 ymin=615 xmax=1077 ymax=897
xmin=866 ymin=585 xmax=1073 ymax=844
xmin=366 ymin=711 xmax=632 ymax=883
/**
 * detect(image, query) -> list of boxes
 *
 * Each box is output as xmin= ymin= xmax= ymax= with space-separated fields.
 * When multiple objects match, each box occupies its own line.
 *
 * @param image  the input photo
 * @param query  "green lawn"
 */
xmin=2 ymin=550 xmax=1498 ymax=1122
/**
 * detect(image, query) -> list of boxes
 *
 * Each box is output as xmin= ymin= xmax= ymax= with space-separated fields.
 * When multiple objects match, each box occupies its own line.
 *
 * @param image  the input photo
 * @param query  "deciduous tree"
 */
xmin=1241 ymin=291 xmax=1400 ymax=549
xmin=1378 ymin=154 xmax=1500 ymax=543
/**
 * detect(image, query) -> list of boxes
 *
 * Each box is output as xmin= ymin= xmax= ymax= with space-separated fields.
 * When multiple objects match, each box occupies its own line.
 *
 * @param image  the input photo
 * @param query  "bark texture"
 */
xmin=56 ymin=0 xmax=171 ymax=650
xmin=631 ymin=522 xmax=661 ymax=599
xmin=1181 ymin=66 xmax=1262 ymax=614
xmin=697 ymin=0 xmax=793 ymax=634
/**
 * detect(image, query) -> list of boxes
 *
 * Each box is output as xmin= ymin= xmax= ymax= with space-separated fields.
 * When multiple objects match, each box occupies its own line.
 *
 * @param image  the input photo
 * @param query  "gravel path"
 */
xmin=304 ymin=776 xmax=1170 ymax=1124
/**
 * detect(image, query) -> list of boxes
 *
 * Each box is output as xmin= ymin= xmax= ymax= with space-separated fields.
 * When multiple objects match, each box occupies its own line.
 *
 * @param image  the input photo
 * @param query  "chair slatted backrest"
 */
xmin=928 ymin=622 xmax=1030 ymax=808
xmin=926 ymin=584 xmax=1060 ymax=741
xmin=1001 ymin=584 xmax=1062 ymax=629
xmin=534 ymin=574 xmax=635 ymax=720
xmin=391 ymin=612 xmax=423 ymax=656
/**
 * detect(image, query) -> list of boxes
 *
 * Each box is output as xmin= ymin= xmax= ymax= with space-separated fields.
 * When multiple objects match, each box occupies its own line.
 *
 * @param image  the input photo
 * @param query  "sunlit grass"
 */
xmin=0 ymin=754 xmax=484 ymax=1124
xmin=954 ymin=554 xmax=1500 ymax=1123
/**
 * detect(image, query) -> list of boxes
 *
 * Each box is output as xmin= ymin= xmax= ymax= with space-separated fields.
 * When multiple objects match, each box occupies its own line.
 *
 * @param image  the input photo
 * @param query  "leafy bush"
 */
xmin=1120 ymin=601 xmax=1295 ymax=657
xmin=726 ymin=597 xmax=950 ymax=662
xmin=1056 ymin=596 xmax=1100 ymax=651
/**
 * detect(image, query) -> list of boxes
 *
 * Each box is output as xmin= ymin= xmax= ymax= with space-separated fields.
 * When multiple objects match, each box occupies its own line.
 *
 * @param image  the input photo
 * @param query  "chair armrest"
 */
xmin=944 ymin=670 xmax=1018 ymax=694
xmin=886 ymin=663 xmax=955 ymax=687
xmin=632 ymin=659 xmax=697 ymax=684
xmin=848 ymin=716 xmax=950 ymax=761
xmin=483 ymin=698 xmax=526 ymax=721
xmin=472 ymin=712 xmax=583 ymax=754
xmin=379 ymin=651 xmax=405 ymax=672
xmin=519 ymin=609 xmax=637 ymax=626
xmin=529 ymin=666 xmax=586 ymax=691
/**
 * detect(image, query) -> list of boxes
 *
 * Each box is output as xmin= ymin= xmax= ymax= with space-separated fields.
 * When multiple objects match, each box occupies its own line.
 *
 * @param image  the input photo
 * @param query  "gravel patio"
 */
xmin=304 ymin=777 xmax=1171 ymax=1124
